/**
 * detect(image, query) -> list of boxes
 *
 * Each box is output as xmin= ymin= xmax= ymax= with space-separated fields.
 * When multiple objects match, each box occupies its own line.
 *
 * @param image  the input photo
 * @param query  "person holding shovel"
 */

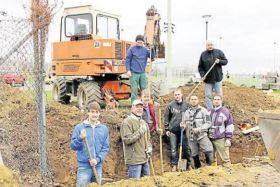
xmin=180 ymin=95 xmax=213 ymax=169
xmin=198 ymin=40 xmax=228 ymax=110
xmin=164 ymin=89 xmax=192 ymax=171
xmin=70 ymin=102 xmax=110 ymax=187
xmin=121 ymin=99 xmax=152 ymax=179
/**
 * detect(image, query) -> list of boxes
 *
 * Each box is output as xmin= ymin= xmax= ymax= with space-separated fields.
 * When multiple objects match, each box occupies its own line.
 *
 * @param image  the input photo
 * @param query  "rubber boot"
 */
xmin=192 ymin=155 xmax=201 ymax=169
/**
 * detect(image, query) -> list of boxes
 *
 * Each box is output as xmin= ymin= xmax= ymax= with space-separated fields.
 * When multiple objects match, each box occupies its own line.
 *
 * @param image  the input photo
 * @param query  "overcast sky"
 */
xmin=2 ymin=0 xmax=280 ymax=74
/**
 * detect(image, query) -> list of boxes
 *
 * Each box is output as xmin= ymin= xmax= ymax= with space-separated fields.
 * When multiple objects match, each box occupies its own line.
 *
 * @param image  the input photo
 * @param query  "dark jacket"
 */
xmin=164 ymin=100 xmax=190 ymax=133
xmin=198 ymin=49 xmax=228 ymax=83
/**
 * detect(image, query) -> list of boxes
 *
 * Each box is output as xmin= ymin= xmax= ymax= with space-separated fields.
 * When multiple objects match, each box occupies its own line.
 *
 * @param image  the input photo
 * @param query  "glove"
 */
xmin=165 ymin=130 xmax=171 ymax=137
xmin=192 ymin=128 xmax=201 ymax=134
xmin=138 ymin=125 xmax=147 ymax=136
xmin=145 ymin=146 xmax=153 ymax=158
xmin=224 ymin=139 xmax=231 ymax=147
xmin=156 ymin=128 xmax=163 ymax=135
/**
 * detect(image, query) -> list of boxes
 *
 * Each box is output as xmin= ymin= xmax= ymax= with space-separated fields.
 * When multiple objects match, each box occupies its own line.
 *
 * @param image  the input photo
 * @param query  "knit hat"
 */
xmin=135 ymin=35 xmax=145 ymax=42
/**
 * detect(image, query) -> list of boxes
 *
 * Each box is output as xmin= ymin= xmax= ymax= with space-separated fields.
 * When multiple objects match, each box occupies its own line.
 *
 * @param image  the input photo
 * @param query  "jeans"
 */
xmin=204 ymin=81 xmax=223 ymax=110
xmin=169 ymin=131 xmax=191 ymax=166
xmin=130 ymin=72 xmax=148 ymax=103
xmin=76 ymin=166 xmax=102 ymax=187
xmin=192 ymin=151 xmax=213 ymax=169
xmin=127 ymin=162 xmax=150 ymax=179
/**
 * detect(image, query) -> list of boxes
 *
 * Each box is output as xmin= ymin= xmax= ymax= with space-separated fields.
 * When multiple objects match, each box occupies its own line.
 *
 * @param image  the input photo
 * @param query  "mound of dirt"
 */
xmin=1 ymin=82 xmax=280 ymax=186
xmin=89 ymin=157 xmax=280 ymax=187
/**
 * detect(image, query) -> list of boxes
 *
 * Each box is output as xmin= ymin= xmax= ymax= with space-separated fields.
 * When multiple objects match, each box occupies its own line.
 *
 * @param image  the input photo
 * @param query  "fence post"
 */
xmin=32 ymin=0 xmax=49 ymax=176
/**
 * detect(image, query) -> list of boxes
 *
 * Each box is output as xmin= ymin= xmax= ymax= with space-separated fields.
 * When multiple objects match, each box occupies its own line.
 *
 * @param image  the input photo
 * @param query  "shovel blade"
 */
xmin=177 ymin=159 xmax=187 ymax=171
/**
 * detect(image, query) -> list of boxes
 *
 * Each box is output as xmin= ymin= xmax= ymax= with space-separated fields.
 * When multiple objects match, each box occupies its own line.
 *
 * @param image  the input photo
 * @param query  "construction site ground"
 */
xmin=0 ymin=81 xmax=280 ymax=186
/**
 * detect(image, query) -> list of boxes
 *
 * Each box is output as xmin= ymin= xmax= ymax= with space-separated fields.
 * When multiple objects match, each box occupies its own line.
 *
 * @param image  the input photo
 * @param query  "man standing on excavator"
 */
xmin=126 ymin=34 xmax=154 ymax=103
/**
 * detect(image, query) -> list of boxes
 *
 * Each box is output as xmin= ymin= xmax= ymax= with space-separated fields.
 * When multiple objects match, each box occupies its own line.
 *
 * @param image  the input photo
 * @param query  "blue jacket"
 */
xmin=125 ymin=45 xmax=153 ymax=73
xmin=70 ymin=121 xmax=110 ymax=168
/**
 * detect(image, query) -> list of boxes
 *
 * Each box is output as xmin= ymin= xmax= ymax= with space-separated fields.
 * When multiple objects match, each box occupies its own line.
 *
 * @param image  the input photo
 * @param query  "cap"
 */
xmin=135 ymin=34 xmax=145 ymax=42
xmin=132 ymin=99 xmax=143 ymax=106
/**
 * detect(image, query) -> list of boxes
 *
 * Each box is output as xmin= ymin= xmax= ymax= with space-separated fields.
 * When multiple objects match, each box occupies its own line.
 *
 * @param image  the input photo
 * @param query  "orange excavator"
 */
xmin=52 ymin=4 xmax=164 ymax=109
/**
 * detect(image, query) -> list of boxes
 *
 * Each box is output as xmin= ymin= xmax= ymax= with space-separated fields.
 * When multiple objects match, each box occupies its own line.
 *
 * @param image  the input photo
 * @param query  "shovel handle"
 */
xmin=144 ymin=132 xmax=156 ymax=178
xmin=179 ymin=128 xmax=184 ymax=161
xmin=83 ymin=137 xmax=101 ymax=185
xmin=186 ymin=62 xmax=217 ymax=100
xmin=158 ymin=109 xmax=164 ymax=174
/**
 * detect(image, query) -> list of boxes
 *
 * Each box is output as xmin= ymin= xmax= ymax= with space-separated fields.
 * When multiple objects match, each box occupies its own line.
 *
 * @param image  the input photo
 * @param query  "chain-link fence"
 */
xmin=0 ymin=0 xmax=60 ymax=179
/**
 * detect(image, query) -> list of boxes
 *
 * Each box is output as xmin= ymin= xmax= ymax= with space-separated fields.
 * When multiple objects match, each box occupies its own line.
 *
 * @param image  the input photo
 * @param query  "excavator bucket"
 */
xmin=258 ymin=112 xmax=280 ymax=171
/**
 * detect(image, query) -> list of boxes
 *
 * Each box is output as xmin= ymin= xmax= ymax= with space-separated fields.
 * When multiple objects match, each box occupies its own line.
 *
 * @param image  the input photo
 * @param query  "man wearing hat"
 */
xmin=125 ymin=34 xmax=154 ymax=103
xmin=121 ymin=99 xmax=152 ymax=179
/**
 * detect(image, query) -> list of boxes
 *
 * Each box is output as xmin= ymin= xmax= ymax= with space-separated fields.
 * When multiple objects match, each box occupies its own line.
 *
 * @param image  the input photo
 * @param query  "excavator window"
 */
xmin=96 ymin=14 xmax=119 ymax=40
xmin=65 ymin=13 xmax=93 ymax=36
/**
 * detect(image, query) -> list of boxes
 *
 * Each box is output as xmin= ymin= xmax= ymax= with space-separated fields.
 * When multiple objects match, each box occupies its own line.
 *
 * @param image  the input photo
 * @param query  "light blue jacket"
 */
xmin=70 ymin=121 xmax=110 ymax=168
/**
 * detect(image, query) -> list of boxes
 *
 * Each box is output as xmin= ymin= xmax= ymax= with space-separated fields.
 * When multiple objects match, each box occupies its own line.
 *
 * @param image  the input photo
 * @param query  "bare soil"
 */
xmin=0 ymin=82 xmax=279 ymax=186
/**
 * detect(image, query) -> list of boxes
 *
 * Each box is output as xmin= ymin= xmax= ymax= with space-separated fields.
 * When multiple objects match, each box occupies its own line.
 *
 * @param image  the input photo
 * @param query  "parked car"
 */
xmin=0 ymin=74 xmax=25 ymax=86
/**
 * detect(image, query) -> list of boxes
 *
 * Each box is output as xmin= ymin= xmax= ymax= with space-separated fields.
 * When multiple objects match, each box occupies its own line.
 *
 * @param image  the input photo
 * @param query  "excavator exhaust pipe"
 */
xmin=258 ymin=112 xmax=280 ymax=171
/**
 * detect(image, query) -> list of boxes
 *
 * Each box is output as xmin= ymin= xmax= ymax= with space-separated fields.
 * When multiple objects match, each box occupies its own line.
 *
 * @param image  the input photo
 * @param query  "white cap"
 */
xmin=132 ymin=99 xmax=143 ymax=106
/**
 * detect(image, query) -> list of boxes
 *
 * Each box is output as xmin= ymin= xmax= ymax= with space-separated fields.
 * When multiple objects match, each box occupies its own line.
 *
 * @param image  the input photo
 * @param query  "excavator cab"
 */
xmin=60 ymin=5 xmax=120 ymax=41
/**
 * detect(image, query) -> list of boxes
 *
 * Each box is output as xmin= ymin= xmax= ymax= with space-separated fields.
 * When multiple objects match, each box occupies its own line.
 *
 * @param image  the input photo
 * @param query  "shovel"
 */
xmin=177 ymin=128 xmax=187 ymax=171
xmin=144 ymin=131 xmax=162 ymax=187
xmin=186 ymin=61 xmax=217 ymax=100
xmin=83 ymin=136 xmax=101 ymax=185
xmin=158 ymin=108 xmax=164 ymax=174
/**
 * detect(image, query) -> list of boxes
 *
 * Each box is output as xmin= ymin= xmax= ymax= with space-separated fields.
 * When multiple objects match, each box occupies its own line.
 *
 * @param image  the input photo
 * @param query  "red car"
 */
xmin=0 ymin=74 xmax=26 ymax=86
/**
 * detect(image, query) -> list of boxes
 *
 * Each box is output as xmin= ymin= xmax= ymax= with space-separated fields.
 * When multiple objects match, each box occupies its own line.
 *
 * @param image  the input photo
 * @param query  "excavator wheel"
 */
xmin=52 ymin=78 xmax=70 ymax=104
xmin=77 ymin=81 xmax=104 ymax=110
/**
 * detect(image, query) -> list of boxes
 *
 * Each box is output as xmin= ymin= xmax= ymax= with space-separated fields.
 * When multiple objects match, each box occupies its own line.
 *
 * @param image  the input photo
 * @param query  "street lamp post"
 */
xmin=273 ymin=41 xmax=277 ymax=72
xmin=202 ymin=14 xmax=212 ymax=41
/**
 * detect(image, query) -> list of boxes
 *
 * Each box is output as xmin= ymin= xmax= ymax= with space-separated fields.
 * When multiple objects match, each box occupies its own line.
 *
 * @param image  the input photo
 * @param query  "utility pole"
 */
xmin=273 ymin=41 xmax=277 ymax=72
xmin=166 ymin=0 xmax=174 ymax=84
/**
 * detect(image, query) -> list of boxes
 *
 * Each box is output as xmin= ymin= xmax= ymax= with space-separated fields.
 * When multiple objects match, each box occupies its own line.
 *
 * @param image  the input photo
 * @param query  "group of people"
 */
xmin=70 ymin=35 xmax=232 ymax=186
xmin=165 ymin=90 xmax=233 ymax=172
